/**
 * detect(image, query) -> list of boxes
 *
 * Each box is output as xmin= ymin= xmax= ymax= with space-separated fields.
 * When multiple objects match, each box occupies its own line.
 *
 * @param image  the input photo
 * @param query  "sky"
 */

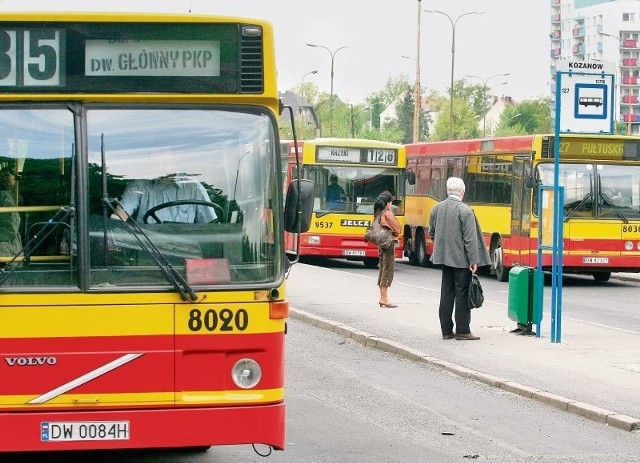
xmin=1 ymin=0 xmax=551 ymax=104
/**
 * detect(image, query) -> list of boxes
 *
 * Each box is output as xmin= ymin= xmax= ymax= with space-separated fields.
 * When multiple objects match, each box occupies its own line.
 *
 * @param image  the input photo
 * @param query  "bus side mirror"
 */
xmin=406 ymin=168 xmax=416 ymax=185
xmin=284 ymin=179 xmax=314 ymax=233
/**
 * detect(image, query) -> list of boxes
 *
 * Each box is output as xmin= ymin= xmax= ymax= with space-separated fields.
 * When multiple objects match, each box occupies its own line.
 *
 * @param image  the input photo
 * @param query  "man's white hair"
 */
xmin=446 ymin=177 xmax=465 ymax=196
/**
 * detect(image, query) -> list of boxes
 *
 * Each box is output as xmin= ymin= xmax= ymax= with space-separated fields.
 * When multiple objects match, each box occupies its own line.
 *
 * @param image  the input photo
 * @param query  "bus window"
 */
xmin=87 ymin=108 xmax=281 ymax=287
xmin=0 ymin=108 xmax=76 ymax=287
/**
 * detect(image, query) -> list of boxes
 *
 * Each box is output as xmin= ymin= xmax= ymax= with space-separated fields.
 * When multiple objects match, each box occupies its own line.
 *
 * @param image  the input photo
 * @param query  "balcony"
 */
xmin=572 ymin=27 xmax=584 ymax=38
xmin=573 ymin=44 xmax=584 ymax=55
xmin=622 ymin=113 xmax=638 ymax=122
xmin=551 ymin=30 xmax=561 ymax=40
xmin=552 ymin=13 xmax=561 ymax=23
xmin=622 ymin=39 xmax=638 ymax=48
xmin=623 ymin=58 xmax=638 ymax=67
xmin=550 ymin=0 xmax=560 ymax=5
xmin=550 ymin=48 xmax=561 ymax=58
xmin=622 ymin=76 xmax=638 ymax=85
xmin=622 ymin=95 xmax=639 ymax=104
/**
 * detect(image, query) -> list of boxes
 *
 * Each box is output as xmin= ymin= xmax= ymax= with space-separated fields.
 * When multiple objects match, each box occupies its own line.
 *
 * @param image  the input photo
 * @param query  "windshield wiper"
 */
xmin=102 ymin=199 xmax=198 ymax=301
xmin=564 ymin=192 xmax=592 ymax=222
xmin=0 ymin=206 xmax=74 ymax=286
xmin=599 ymin=192 xmax=629 ymax=223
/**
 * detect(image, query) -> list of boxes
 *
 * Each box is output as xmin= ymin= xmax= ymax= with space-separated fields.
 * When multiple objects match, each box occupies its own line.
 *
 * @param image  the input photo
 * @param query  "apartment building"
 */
xmin=551 ymin=0 xmax=640 ymax=133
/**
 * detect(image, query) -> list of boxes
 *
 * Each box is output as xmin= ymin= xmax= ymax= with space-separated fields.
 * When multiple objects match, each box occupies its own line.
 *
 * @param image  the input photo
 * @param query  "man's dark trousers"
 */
xmin=438 ymin=264 xmax=472 ymax=335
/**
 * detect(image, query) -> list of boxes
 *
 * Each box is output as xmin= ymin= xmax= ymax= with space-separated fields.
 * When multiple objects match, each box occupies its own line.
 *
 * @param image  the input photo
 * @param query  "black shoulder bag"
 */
xmin=468 ymin=272 xmax=484 ymax=309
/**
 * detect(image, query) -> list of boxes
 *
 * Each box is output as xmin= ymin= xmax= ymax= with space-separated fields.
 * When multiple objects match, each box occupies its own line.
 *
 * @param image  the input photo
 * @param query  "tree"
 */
xmin=364 ymin=75 xmax=413 ymax=142
xmin=430 ymin=98 xmax=480 ymax=141
xmin=395 ymin=90 xmax=415 ymax=144
xmin=495 ymin=97 xmax=552 ymax=136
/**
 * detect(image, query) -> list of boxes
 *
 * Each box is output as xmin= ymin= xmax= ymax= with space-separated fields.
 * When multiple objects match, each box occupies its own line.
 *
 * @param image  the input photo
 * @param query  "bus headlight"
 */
xmin=625 ymin=241 xmax=633 ymax=251
xmin=232 ymin=358 xmax=262 ymax=389
xmin=307 ymin=235 xmax=320 ymax=245
xmin=637 ymin=242 xmax=640 ymax=251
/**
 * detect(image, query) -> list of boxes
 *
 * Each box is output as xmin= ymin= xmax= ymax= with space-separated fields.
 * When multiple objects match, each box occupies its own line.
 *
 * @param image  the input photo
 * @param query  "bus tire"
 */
xmin=407 ymin=237 xmax=420 ymax=266
xmin=363 ymin=258 xmax=379 ymax=269
xmin=592 ymin=272 xmax=611 ymax=282
xmin=493 ymin=241 xmax=510 ymax=282
xmin=415 ymin=231 xmax=428 ymax=267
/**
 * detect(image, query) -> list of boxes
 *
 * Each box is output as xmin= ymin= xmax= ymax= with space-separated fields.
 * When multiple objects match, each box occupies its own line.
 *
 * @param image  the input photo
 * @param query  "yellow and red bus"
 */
xmin=284 ymin=138 xmax=406 ymax=268
xmin=0 ymin=12 xmax=312 ymax=453
xmin=404 ymin=134 xmax=640 ymax=281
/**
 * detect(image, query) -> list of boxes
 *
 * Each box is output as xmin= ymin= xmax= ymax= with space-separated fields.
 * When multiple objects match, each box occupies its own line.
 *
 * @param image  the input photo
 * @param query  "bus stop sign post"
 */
xmin=552 ymin=60 xmax=616 ymax=344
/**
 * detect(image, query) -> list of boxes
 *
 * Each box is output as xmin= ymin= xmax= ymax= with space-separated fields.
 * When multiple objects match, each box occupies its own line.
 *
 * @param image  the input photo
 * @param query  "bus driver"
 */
xmin=112 ymin=173 xmax=218 ymax=223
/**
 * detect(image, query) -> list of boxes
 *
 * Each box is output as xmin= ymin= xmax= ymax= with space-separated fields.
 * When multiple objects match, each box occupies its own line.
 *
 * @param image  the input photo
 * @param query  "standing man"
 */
xmin=429 ymin=177 xmax=490 ymax=340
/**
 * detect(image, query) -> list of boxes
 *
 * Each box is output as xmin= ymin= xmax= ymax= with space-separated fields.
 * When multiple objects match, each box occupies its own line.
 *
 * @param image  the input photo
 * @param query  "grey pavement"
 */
xmin=286 ymin=265 xmax=640 ymax=432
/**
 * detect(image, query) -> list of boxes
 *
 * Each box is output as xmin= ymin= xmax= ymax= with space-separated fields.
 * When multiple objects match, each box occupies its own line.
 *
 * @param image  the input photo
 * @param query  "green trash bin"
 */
xmin=508 ymin=266 xmax=542 ymax=335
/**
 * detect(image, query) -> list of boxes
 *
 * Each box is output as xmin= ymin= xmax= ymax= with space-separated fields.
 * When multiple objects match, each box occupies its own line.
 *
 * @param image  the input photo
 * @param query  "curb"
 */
xmin=289 ymin=308 xmax=640 ymax=432
xmin=612 ymin=274 xmax=640 ymax=283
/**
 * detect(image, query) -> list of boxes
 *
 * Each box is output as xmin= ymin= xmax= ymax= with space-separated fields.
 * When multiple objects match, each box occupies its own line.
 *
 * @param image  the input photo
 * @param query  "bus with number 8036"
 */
xmin=0 ymin=12 xmax=313 ymax=453
xmin=404 ymin=134 xmax=640 ymax=281
xmin=283 ymin=138 xmax=406 ymax=268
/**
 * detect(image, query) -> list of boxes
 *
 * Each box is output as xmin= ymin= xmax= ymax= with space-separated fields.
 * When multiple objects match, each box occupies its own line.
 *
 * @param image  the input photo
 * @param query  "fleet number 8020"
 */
xmin=188 ymin=308 xmax=249 ymax=332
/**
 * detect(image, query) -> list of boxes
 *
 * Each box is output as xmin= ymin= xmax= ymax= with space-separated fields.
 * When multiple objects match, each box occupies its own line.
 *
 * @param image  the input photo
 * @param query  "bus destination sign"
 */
xmin=85 ymin=40 xmax=220 ymax=77
xmin=0 ymin=22 xmax=242 ymax=94
xmin=316 ymin=146 xmax=397 ymax=165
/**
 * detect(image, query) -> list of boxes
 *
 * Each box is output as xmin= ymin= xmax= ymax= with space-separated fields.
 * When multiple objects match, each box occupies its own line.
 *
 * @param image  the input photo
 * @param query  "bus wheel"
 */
xmin=592 ymin=272 xmax=611 ymax=282
xmin=493 ymin=242 xmax=509 ymax=282
xmin=416 ymin=231 xmax=428 ymax=267
xmin=407 ymin=237 xmax=420 ymax=266
xmin=363 ymin=258 xmax=379 ymax=269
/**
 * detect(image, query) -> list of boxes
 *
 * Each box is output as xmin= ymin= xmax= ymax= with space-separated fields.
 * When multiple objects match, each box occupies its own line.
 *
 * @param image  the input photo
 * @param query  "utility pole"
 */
xmin=413 ymin=0 xmax=422 ymax=143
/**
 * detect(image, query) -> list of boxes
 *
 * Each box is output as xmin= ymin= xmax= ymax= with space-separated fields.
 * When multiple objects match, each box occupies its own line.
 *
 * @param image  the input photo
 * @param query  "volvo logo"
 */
xmin=4 ymin=357 xmax=57 ymax=366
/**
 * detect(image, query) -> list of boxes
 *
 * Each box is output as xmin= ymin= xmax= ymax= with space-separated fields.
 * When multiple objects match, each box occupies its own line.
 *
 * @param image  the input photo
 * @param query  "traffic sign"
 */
xmin=556 ymin=60 xmax=615 ymax=134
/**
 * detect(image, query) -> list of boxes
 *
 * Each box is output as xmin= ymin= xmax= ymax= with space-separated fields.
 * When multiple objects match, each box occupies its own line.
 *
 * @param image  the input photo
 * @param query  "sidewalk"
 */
xmin=286 ymin=266 xmax=640 ymax=432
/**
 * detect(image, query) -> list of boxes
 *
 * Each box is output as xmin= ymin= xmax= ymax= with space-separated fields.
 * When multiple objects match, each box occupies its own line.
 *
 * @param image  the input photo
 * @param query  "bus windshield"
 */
xmin=536 ymin=162 xmax=640 ymax=220
xmin=0 ymin=105 xmax=282 ymax=289
xmin=302 ymin=165 xmax=404 ymax=215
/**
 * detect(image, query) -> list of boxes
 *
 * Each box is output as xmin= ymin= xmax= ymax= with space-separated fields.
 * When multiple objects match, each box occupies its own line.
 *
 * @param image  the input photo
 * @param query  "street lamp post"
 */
xmin=300 ymin=69 xmax=318 ymax=107
xmin=299 ymin=70 xmax=318 ymax=137
xmin=425 ymin=9 xmax=483 ymax=140
xmin=307 ymin=43 xmax=348 ymax=137
xmin=465 ymin=72 xmax=510 ymax=137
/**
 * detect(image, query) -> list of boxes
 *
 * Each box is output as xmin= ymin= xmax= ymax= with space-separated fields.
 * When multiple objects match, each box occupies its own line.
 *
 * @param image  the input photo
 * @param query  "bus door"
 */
xmin=511 ymin=156 xmax=533 ymax=266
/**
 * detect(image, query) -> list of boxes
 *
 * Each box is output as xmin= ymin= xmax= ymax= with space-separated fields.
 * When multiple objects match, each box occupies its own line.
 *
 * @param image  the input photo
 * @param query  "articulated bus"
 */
xmin=0 ymin=12 xmax=312 ymax=453
xmin=404 ymin=134 xmax=640 ymax=281
xmin=284 ymin=138 xmax=406 ymax=268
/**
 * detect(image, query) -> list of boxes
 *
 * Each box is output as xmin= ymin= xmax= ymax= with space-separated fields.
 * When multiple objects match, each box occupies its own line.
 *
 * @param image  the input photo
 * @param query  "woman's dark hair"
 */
xmin=373 ymin=190 xmax=393 ymax=217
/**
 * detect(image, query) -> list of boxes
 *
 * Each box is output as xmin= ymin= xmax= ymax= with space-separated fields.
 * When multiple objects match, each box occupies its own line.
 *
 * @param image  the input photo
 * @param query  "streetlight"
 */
xmin=307 ymin=43 xmax=348 ymax=137
xmin=298 ymin=70 xmax=317 ymax=138
xmin=300 ymin=69 xmax=318 ymax=107
xmin=599 ymin=31 xmax=630 ymax=134
xmin=425 ymin=9 xmax=483 ymax=139
xmin=465 ymin=72 xmax=510 ymax=136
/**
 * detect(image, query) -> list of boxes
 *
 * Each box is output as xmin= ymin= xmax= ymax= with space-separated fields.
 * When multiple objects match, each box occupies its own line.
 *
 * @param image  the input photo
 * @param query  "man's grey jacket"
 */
xmin=428 ymin=196 xmax=491 ymax=268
